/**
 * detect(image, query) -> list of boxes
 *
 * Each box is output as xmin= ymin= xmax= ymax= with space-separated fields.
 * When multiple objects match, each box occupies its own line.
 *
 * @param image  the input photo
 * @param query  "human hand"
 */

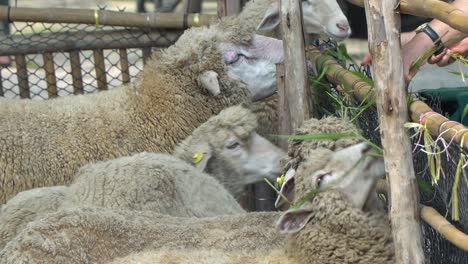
xmin=427 ymin=37 xmax=468 ymax=66
xmin=361 ymin=31 xmax=416 ymax=65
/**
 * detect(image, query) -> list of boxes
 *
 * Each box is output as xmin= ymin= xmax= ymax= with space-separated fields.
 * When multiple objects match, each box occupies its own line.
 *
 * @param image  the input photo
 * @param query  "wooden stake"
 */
xmin=217 ymin=0 xmax=241 ymax=17
xmin=364 ymin=0 xmax=424 ymax=263
xmin=279 ymin=0 xmax=310 ymax=130
xmin=276 ymin=64 xmax=291 ymax=151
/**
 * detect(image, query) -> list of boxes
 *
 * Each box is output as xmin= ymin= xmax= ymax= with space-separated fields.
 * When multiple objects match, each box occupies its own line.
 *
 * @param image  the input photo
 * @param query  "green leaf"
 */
xmin=404 ymin=122 xmax=423 ymax=129
xmin=462 ymin=104 xmax=468 ymax=121
xmin=416 ymin=175 xmax=432 ymax=194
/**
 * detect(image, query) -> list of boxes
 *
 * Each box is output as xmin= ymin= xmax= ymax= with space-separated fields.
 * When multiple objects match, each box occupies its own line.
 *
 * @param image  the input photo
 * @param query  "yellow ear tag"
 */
xmin=276 ymin=174 xmax=285 ymax=187
xmin=192 ymin=153 xmax=203 ymax=164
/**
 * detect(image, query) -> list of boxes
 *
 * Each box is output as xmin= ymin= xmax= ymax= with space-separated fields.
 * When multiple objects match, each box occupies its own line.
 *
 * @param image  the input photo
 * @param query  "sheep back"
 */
xmin=0 ymin=186 xmax=67 ymax=250
xmin=0 ymin=208 xmax=281 ymax=264
xmin=61 ymin=152 xmax=244 ymax=217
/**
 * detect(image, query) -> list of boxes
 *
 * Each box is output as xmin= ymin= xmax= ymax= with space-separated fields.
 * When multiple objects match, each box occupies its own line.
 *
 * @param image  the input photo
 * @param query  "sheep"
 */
xmin=0 ymin=136 xmax=393 ymax=263
xmin=0 ymin=11 xmax=286 ymax=204
xmin=239 ymin=0 xmax=352 ymax=142
xmin=0 ymin=186 xmax=67 ymax=250
xmin=241 ymin=0 xmax=351 ymax=41
xmin=63 ymin=104 xmax=284 ymax=209
xmin=0 ymin=104 xmax=284 ymax=250
xmin=173 ymin=104 xmax=284 ymax=197
xmin=275 ymin=116 xmax=362 ymax=210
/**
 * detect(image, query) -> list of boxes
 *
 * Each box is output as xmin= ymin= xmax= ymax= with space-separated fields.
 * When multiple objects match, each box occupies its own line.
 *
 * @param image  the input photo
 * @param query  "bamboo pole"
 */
xmin=377 ymin=179 xmax=468 ymax=252
xmin=0 ymin=29 xmax=182 ymax=56
xmin=0 ymin=6 xmax=216 ymax=29
xmin=15 ymin=54 xmax=30 ymax=99
xmin=421 ymin=206 xmax=468 ymax=252
xmin=306 ymin=46 xmax=468 ymax=152
xmin=346 ymin=0 xmax=468 ymax=35
xmin=364 ymin=0 xmax=424 ymax=263
xmin=43 ymin=52 xmax=58 ymax=98
xmin=119 ymin=48 xmax=131 ymax=84
xmin=279 ymin=0 xmax=310 ymax=131
xmin=69 ymin=50 xmax=84 ymax=95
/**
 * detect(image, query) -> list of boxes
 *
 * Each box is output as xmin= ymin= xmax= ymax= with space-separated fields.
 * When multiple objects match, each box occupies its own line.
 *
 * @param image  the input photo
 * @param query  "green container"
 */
xmin=419 ymin=87 xmax=468 ymax=126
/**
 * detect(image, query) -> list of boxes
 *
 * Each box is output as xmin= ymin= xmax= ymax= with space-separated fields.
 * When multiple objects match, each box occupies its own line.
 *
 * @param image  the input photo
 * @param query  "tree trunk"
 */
xmin=364 ymin=0 xmax=425 ymax=263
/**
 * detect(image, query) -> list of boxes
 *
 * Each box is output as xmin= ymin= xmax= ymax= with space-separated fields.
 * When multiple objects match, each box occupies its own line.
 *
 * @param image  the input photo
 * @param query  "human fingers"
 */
xmin=427 ymin=49 xmax=446 ymax=64
xmin=361 ymin=53 xmax=372 ymax=65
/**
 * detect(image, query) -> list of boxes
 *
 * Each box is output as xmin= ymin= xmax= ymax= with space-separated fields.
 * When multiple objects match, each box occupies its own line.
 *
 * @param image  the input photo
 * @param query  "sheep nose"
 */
xmin=336 ymin=23 xmax=350 ymax=33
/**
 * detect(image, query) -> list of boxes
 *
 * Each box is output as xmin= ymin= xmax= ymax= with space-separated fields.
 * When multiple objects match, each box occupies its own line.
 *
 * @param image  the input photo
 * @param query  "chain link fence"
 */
xmin=0 ymin=20 xmax=182 ymax=100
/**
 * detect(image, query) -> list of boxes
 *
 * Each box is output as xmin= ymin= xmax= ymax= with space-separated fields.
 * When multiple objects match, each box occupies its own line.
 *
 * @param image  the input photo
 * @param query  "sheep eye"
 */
xmin=316 ymin=172 xmax=331 ymax=188
xmin=227 ymin=53 xmax=246 ymax=65
xmin=226 ymin=141 xmax=241 ymax=150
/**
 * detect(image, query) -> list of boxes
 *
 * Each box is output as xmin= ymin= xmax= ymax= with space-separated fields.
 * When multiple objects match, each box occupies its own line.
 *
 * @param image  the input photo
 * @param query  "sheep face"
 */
xmin=220 ymin=131 xmax=284 ymax=184
xmin=176 ymin=105 xmax=285 ymax=196
xmin=257 ymin=0 xmax=351 ymax=40
xmin=277 ymin=142 xmax=385 ymax=211
xmin=220 ymin=34 xmax=283 ymax=101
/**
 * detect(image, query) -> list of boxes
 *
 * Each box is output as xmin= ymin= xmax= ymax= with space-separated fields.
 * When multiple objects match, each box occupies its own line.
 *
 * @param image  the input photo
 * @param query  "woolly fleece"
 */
xmin=0 ymin=13 xmax=262 ymax=203
xmin=110 ymin=191 xmax=394 ymax=264
xmin=0 ymin=208 xmax=281 ymax=264
xmin=60 ymin=152 xmax=244 ymax=216
xmin=0 ymin=186 xmax=67 ymax=250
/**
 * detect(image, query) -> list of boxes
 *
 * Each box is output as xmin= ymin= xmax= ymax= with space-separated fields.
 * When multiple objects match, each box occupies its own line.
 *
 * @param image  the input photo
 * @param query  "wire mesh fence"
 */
xmin=0 ymin=20 xmax=183 ymax=100
xmin=314 ymin=39 xmax=468 ymax=264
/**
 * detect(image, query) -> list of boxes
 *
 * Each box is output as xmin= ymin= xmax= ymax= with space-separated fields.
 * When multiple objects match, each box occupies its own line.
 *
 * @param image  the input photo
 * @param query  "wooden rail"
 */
xmin=0 ymin=6 xmax=216 ymax=29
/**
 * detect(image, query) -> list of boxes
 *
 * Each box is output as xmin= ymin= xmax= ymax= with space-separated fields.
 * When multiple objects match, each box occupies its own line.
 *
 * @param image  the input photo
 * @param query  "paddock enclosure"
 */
xmin=0 ymin=0 xmax=467 ymax=263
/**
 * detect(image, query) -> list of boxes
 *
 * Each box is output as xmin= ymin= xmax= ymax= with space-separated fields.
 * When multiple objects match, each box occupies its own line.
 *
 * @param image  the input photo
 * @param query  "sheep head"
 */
xmin=277 ymin=141 xmax=385 ymax=235
xmin=155 ymin=12 xmax=284 ymax=102
xmin=257 ymin=0 xmax=351 ymax=41
xmin=276 ymin=142 xmax=385 ymax=213
xmin=174 ymin=105 xmax=285 ymax=197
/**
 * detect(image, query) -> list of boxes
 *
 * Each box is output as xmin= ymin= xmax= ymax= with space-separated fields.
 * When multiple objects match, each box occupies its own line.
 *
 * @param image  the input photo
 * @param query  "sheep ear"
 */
xmin=277 ymin=202 xmax=314 ymax=234
xmin=191 ymin=143 xmax=213 ymax=172
xmin=275 ymin=168 xmax=296 ymax=211
xmin=257 ymin=1 xmax=280 ymax=31
xmin=198 ymin=71 xmax=221 ymax=96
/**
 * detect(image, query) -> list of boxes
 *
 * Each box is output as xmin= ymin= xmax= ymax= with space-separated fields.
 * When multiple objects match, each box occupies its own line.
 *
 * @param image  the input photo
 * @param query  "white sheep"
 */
xmin=0 ymin=105 xmax=284 ymax=250
xmin=239 ymin=0 xmax=352 ymax=142
xmin=63 ymin=105 xmax=284 ymax=209
xmin=242 ymin=0 xmax=351 ymax=41
xmin=0 ymin=134 xmax=393 ymax=263
xmin=0 ymin=10 xmax=285 ymax=204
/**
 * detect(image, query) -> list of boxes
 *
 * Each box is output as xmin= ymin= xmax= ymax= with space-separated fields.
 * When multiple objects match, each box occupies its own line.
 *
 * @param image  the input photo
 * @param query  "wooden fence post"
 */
xmin=217 ymin=0 xmax=241 ymax=18
xmin=279 ymin=0 xmax=310 ymax=130
xmin=364 ymin=0 xmax=425 ymax=263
